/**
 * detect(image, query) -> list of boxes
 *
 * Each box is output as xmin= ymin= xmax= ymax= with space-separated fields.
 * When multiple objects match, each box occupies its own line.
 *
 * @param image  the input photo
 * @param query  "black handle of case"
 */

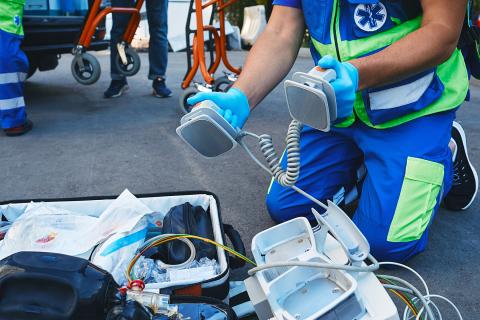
xmin=223 ymin=223 xmax=247 ymax=269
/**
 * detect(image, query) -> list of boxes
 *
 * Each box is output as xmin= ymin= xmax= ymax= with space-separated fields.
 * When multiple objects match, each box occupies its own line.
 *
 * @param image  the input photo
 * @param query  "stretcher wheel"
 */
xmin=179 ymin=88 xmax=199 ymax=114
xmin=71 ymin=53 xmax=101 ymax=85
xmin=213 ymin=76 xmax=233 ymax=92
xmin=115 ymin=47 xmax=141 ymax=77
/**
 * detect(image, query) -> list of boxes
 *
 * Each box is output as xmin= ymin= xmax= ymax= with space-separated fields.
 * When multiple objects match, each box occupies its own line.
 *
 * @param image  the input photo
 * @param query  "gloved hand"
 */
xmin=317 ymin=55 xmax=359 ymax=119
xmin=187 ymin=88 xmax=250 ymax=129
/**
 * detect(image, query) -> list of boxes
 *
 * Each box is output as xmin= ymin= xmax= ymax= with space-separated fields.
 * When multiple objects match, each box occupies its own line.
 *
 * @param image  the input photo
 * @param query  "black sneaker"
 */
xmin=4 ymin=119 xmax=33 ymax=137
xmin=444 ymin=121 xmax=478 ymax=211
xmin=104 ymin=79 xmax=128 ymax=98
xmin=152 ymin=77 xmax=172 ymax=98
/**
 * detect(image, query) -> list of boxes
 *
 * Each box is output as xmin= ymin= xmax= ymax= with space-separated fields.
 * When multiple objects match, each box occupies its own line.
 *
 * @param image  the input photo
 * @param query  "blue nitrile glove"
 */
xmin=317 ymin=55 xmax=359 ymax=119
xmin=187 ymin=88 xmax=250 ymax=129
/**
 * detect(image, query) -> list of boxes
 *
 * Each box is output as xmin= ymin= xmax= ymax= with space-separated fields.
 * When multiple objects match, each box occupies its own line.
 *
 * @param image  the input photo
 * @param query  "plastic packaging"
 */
xmin=0 ymin=190 xmax=152 ymax=260
xmin=0 ymin=222 xmax=12 ymax=241
xmin=91 ymin=219 xmax=148 ymax=285
xmin=131 ymin=257 xmax=220 ymax=286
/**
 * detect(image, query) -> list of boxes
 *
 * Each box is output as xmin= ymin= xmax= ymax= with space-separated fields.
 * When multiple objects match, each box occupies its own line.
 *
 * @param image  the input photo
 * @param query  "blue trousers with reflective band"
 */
xmin=0 ymin=29 xmax=28 ymax=129
xmin=266 ymin=110 xmax=455 ymax=262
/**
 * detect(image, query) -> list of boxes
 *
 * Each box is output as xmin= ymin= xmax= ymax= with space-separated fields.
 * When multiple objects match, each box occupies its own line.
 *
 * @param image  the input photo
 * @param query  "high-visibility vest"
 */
xmin=0 ymin=0 xmax=26 ymax=36
xmin=305 ymin=0 xmax=468 ymax=128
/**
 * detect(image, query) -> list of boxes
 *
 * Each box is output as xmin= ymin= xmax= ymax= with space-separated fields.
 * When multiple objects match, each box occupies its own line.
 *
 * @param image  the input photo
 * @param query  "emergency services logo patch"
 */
xmin=354 ymin=3 xmax=387 ymax=32
xmin=13 ymin=15 xmax=20 ymax=27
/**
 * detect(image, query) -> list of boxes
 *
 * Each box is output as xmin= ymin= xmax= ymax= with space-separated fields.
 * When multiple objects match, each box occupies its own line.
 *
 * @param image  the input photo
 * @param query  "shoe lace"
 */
xmin=453 ymin=158 xmax=470 ymax=186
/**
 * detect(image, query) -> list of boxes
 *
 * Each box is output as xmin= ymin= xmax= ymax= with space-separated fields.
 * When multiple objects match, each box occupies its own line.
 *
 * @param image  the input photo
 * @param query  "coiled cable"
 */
xmin=239 ymin=122 xmax=328 ymax=211
xmin=257 ymin=120 xmax=303 ymax=187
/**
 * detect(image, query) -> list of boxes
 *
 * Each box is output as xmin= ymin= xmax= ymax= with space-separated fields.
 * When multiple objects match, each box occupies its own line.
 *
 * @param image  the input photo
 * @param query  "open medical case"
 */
xmin=0 ymin=191 xmax=245 ymax=300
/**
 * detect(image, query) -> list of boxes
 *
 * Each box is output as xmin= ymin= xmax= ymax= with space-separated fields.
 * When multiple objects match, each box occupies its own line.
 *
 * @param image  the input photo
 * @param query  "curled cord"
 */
xmin=239 ymin=129 xmax=328 ymax=211
xmin=257 ymin=120 xmax=302 ymax=187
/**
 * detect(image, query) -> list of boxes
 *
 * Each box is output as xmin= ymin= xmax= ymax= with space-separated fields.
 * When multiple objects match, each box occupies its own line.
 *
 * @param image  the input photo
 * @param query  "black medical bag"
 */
xmin=0 ymin=251 xmax=118 ymax=320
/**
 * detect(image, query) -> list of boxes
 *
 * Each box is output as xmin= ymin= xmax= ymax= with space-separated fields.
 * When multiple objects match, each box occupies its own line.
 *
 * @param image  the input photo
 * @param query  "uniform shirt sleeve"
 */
xmin=272 ymin=0 xmax=302 ymax=9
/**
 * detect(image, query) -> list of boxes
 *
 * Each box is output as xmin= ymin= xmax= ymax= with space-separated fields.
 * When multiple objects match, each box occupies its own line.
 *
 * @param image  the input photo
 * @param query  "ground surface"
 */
xmin=1 ymin=51 xmax=479 ymax=319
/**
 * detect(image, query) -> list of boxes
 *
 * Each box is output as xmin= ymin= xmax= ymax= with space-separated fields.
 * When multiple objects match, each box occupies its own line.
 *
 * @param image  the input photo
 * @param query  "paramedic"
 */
xmin=104 ymin=0 xmax=172 ymax=99
xmin=187 ymin=0 xmax=477 ymax=262
xmin=0 ymin=0 xmax=33 ymax=136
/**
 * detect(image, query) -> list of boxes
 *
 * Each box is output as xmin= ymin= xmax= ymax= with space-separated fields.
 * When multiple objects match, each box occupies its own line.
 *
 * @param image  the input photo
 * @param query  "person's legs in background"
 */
xmin=146 ymin=0 xmax=172 ymax=98
xmin=0 ymin=1 xmax=32 ymax=136
xmin=104 ymin=0 xmax=133 ymax=99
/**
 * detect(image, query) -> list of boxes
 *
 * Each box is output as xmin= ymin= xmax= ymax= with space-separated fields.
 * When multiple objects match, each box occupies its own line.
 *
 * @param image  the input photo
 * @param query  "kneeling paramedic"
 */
xmin=0 ymin=0 xmax=33 ymax=136
xmin=188 ymin=0 xmax=474 ymax=262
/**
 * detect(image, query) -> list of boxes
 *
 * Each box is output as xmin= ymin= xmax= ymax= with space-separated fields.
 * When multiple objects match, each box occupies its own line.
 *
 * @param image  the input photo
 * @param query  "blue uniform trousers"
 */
xmin=0 ymin=29 xmax=28 ymax=129
xmin=110 ymin=0 xmax=169 ymax=81
xmin=266 ymin=110 xmax=455 ymax=262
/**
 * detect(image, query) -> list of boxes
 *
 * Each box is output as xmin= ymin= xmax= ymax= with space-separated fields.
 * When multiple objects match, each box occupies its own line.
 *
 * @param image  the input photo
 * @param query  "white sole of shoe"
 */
xmin=109 ymin=85 xmax=129 ymax=98
xmin=152 ymin=90 xmax=173 ymax=98
xmin=453 ymin=121 xmax=478 ymax=210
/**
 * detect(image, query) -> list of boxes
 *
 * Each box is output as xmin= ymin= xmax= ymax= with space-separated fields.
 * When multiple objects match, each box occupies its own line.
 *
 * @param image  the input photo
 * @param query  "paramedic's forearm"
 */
xmin=351 ymin=0 xmax=466 ymax=91
xmin=233 ymin=6 xmax=305 ymax=109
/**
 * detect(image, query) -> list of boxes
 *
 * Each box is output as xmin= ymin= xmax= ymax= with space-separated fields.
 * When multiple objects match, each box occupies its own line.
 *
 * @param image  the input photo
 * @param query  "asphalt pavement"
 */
xmin=1 ymin=51 xmax=479 ymax=318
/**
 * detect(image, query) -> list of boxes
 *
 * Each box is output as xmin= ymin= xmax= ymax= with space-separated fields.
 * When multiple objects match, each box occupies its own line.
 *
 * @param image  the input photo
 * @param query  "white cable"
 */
xmin=404 ymin=295 xmax=463 ymax=320
xmin=382 ymin=284 xmax=414 ymax=294
xmin=379 ymin=261 xmax=430 ymax=296
xmin=257 ymin=120 xmax=302 ymax=188
xmin=239 ymin=130 xmax=328 ymax=211
xmin=138 ymin=234 xmax=197 ymax=269
xmin=247 ymin=254 xmax=379 ymax=276
xmin=377 ymin=275 xmax=435 ymax=320
xmin=403 ymin=299 xmax=442 ymax=320
xmin=426 ymin=295 xmax=462 ymax=319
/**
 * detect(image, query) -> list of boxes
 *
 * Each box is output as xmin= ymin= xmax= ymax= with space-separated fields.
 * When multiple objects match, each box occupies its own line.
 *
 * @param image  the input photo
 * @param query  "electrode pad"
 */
xmin=284 ymin=68 xmax=337 ymax=132
xmin=176 ymin=101 xmax=240 ymax=158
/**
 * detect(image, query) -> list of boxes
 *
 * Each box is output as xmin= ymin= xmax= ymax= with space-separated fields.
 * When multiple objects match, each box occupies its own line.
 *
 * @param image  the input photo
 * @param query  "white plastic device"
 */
xmin=176 ymin=100 xmax=240 ymax=158
xmin=247 ymin=203 xmax=399 ymax=320
xmin=284 ymin=67 xmax=337 ymax=132
xmin=176 ymin=68 xmax=337 ymax=158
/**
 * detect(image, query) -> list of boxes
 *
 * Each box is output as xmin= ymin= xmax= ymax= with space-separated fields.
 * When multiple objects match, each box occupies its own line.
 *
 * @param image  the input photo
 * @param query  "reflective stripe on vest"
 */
xmin=369 ymin=71 xmax=435 ymax=110
xmin=309 ymin=2 xmax=469 ymax=129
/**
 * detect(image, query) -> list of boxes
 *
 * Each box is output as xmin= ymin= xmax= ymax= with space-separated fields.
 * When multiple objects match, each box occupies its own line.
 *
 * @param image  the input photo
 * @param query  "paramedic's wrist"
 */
xmin=187 ymin=88 xmax=250 ymax=129
xmin=317 ymin=55 xmax=359 ymax=119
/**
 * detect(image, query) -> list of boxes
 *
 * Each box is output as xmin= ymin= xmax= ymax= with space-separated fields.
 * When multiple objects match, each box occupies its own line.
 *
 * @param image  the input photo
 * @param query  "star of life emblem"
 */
xmin=14 ymin=15 xmax=21 ymax=27
xmin=354 ymin=3 xmax=387 ymax=32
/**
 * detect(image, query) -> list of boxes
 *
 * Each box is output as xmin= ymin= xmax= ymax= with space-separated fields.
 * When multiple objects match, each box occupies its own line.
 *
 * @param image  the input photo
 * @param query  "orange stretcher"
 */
xmin=179 ymin=0 xmax=242 ymax=113
xmin=181 ymin=0 xmax=241 ymax=89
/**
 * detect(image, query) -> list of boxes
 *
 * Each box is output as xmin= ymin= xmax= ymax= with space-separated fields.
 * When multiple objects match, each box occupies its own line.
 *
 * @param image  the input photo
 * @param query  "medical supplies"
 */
xmin=0 ymin=191 xmax=247 ymax=302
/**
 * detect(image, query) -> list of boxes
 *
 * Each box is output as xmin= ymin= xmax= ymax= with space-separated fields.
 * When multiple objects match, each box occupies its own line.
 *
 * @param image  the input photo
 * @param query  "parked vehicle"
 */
xmin=22 ymin=0 xmax=109 ymax=78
